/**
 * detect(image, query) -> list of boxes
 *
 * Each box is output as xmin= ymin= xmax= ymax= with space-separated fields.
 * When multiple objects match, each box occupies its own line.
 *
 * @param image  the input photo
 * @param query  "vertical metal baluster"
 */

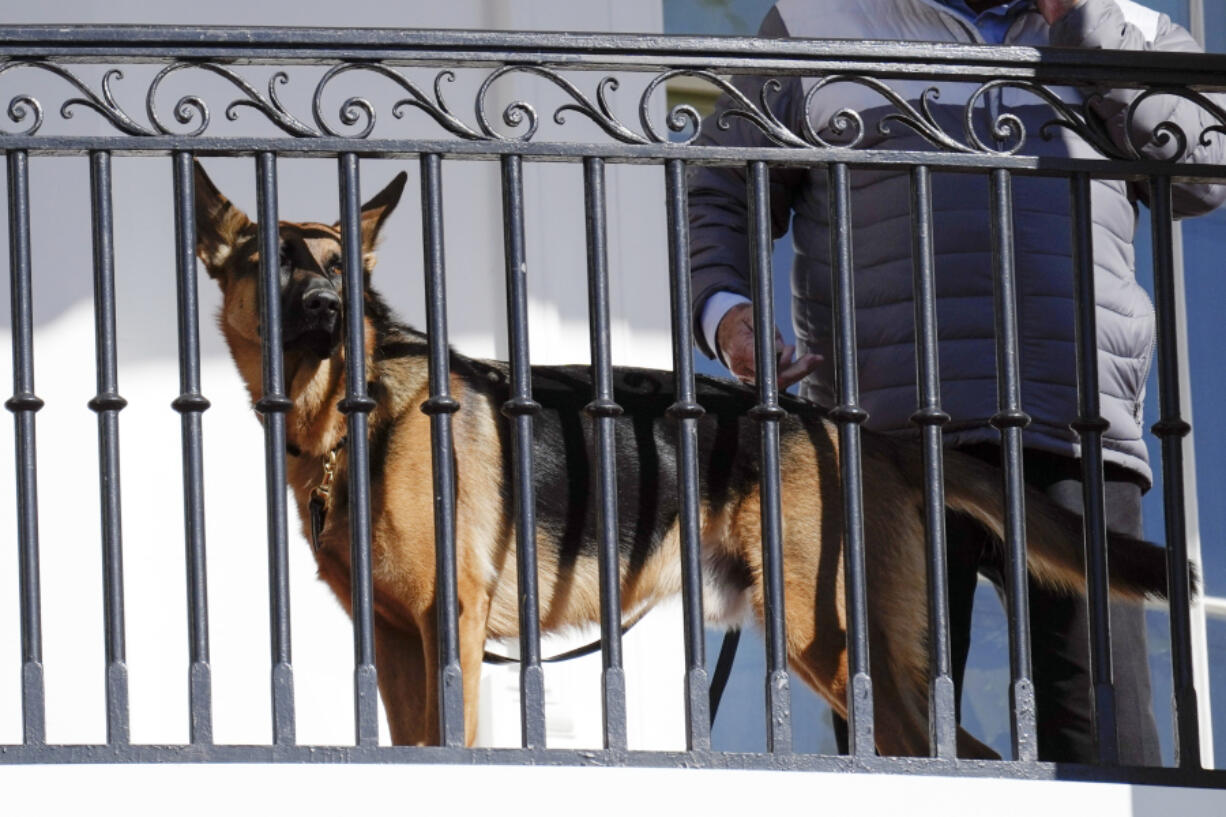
xmin=1069 ymin=172 xmax=1118 ymax=765
xmin=909 ymin=166 xmax=956 ymax=760
xmin=582 ymin=156 xmax=628 ymax=752
xmin=171 ymin=152 xmax=213 ymax=744
xmin=337 ymin=153 xmax=379 ymax=747
xmin=988 ymin=168 xmax=1037 ymax=762
xmin=828 ymin=162 xmax=873 ymax=757
xmin=500 ymin=154 xmax=546 ymax=749
xmin=1149 ymin=174 xmax=1201 ymax=770
xmin=419 ymin=153 xmax=465 ymax=748
xmin=254 ymin=152 xmax=296 ymax=746
xmin=6 ymin=150 xmax=46 ymax=746
xmin=747 ymin=161 xmax=791 ymax=754
xmin=88 ymin=150 xmax=130 ymax=746
xmin=664 ymin=159 xmax=710 ymax=752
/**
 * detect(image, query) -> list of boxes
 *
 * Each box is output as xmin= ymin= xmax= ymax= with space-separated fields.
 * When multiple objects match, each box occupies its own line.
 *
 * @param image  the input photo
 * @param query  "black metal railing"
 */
xmin=1 ymin=26 xmax=1224 ymax=788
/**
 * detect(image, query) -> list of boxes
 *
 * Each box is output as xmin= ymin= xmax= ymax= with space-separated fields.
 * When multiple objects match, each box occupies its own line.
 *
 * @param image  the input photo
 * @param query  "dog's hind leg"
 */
xmin=865 ymin=657 xmax=938 ymax=757
xmin=856 ymin=458 xmax=1001 ymax=760
xmin=956 ymin=726 xmax=998 ymax=759
xmin=780 ymin=595 xmax=938 ymax=758
xmin=373 ymin=618 xmax=433 ymax=745
xmin=868 ymin=664 xmax=999 ymax=759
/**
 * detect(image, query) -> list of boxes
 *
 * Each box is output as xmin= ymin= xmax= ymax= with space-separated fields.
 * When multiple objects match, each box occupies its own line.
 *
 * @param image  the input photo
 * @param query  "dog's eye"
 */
xmin=326 ymin=256 xmax=342 ymax=276
xmin=278 ymin=243 xmax=296 ymax=286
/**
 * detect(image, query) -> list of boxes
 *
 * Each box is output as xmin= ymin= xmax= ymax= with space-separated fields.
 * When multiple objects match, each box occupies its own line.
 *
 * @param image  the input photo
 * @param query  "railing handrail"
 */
xmin=2 ymin=24 xmax=1226 ymax=88
xmin=2 ymin=28 xmax=1224 ymax=175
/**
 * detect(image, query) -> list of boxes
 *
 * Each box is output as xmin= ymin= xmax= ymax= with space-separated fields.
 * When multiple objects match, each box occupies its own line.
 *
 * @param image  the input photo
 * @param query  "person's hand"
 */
xmin=715 ymin=302 xmax=821 ymax=390
xmin=1036 ymin=0 xmax=1084 ymax=25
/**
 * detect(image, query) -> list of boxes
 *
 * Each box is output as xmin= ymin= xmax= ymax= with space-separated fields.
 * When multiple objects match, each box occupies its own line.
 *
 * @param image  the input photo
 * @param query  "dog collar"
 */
xmin=308 ymin=436 xmax=348 ymax=552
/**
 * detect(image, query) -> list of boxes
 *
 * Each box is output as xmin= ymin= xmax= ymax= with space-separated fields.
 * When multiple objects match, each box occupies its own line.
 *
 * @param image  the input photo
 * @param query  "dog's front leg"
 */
xmin=369 ymin=594 xmax=488 ymax=747
xmin=373 ymin=617 xmax=433 ymax=745
xmin=457 ymin=595 xmax=491 ymax=747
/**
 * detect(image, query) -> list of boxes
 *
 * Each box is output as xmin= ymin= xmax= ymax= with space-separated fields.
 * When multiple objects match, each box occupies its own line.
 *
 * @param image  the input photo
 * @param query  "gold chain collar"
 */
xmin=307 ymin=436 xmax=347 ymax=551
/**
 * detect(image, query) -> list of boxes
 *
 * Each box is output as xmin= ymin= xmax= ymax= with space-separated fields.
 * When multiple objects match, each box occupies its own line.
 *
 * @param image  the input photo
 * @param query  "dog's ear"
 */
xmin=357 ymin=171 xmax=408 ymax=267
xmin=194 ymin=160 xmax=253 ymax=274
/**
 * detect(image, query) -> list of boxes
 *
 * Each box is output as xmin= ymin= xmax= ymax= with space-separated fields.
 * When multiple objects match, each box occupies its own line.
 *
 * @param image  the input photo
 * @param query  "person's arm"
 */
xmin=688 ymin=7 xmax=820 ymax=387
xmin=1047 ymin=0 xmax=1226 ymax=216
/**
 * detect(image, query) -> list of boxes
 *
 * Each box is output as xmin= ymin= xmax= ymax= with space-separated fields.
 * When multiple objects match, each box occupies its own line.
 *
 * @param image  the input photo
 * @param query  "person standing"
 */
xmin=689 ymin=0 xmax=1225 ymax=762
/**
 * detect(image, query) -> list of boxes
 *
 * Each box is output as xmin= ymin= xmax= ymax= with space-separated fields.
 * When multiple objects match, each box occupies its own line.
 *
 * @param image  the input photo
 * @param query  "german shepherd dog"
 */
xmin=193 ymin=161 xmax=1172 ymax=758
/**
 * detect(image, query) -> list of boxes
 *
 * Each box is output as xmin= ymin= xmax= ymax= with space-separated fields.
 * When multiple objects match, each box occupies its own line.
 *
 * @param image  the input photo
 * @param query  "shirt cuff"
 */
xmin=700 ymin=291 xmax=752 ymax=368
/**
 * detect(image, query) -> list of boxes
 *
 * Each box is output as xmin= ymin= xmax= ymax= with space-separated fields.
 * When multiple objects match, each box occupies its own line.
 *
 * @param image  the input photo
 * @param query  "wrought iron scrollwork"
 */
xmin=148 ymin=62 xmax=320 ymax=137
xmin=638 ymin=70 xmax=702 ymax=144
xmin=963 ymin=79 xmax=1127 ymax=158
xmin=3 ymin=92 xmax=42 ymax=137
xmin=476 ymin=65 xmax=649 ymax=144
xmin=803 ymin=75 xmax=976 ymax=152
xmin=0 ymin=61 xmax=155 ymax=136
xmin=1123 ymin=85 xmax=1226 ymax=160
xmin=640 ymin=69 xmax=805 ymax=147
xmin=313 ymin=63 xmax=484 ymax=140
xmin=1 ymin=55 xmax=1224 ymax=164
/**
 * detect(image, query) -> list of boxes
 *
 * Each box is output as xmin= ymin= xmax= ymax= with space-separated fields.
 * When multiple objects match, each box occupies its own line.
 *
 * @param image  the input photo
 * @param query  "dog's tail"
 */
xmin=915 ymin=447 xmax=1189 ymax=603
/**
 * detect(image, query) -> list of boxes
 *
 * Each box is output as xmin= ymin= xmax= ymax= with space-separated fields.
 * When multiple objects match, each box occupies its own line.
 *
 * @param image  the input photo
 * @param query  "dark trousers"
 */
xmin=834 ymin=445 xmax=1162 ymax=765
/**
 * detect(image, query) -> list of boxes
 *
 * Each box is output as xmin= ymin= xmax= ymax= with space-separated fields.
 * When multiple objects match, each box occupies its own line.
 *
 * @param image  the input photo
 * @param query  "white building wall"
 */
xmin=0 ymin=0 xmax=685 ymax=750
xmin=7 ymin=762 xmax=1226 ymax=817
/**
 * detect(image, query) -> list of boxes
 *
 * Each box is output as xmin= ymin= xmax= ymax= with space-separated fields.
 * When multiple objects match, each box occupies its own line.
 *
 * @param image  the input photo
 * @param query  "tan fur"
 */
xmin=194 ymin=161 xmax=1168 ymax=757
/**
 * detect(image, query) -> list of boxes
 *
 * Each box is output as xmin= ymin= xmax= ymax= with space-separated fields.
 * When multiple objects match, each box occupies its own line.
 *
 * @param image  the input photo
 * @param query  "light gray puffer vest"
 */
xmin=688 ymin=0 xmax=1226 ymax=485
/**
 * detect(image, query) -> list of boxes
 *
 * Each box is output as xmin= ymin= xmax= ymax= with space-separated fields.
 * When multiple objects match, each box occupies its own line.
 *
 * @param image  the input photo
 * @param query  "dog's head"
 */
xmin=193 ymin=161 xmax=407 ymax=376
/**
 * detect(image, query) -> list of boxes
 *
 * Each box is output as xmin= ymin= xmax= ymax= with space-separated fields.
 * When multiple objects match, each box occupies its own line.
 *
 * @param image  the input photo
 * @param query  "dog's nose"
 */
xmin=302 ymin=287 xmax=340 ymax=321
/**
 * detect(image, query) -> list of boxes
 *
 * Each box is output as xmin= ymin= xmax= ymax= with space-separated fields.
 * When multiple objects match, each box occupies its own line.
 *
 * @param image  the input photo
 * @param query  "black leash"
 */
xmin=481 ymin=607 xmax=651 ymax=666
xmin=481 ymin=639 xmax=611 ymax=665
xmin=483 ymin=623 xmax=743 ymax=732
xmin=708 ymin=628 xmax=741 ymax=728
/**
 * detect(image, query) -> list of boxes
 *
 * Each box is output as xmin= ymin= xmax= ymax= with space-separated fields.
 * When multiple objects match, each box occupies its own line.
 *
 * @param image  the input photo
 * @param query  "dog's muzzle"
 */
xmin=286 ymin=283 xmax=342 ymax=358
